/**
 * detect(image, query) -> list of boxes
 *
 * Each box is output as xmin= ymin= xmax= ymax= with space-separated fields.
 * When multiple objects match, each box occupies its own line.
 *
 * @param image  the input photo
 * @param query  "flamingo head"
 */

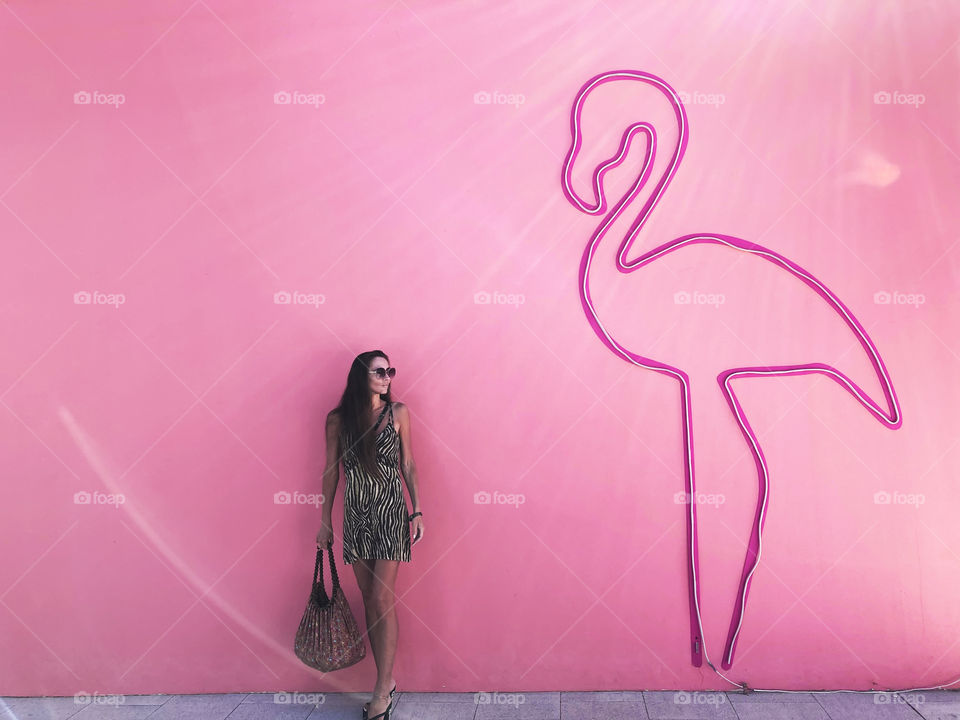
xmin=560 ymin=70 xmax=689 ymax=218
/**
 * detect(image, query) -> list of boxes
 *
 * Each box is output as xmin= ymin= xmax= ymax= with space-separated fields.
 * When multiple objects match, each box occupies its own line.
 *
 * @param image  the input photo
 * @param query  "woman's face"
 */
xmin=368 ymin=357 xmax=392 ymax=396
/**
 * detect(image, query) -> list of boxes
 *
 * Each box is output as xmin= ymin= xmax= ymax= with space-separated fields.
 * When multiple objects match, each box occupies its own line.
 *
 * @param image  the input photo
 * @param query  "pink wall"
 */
xmin=2 ymin=0 xmax=959 ymax=696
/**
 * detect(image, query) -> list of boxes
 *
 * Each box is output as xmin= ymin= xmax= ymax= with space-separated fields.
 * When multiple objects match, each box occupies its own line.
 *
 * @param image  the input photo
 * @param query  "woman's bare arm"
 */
xmin=395 ymin=403 xmax=421 ymax=514
xmin=321 ymin=411 xmax=341 ymax=523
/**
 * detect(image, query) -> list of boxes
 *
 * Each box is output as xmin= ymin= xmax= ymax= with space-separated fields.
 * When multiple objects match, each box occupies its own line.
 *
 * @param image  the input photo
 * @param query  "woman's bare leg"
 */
xmin=352 ymin=559 xmax=379 ymax=669
xmin=352 ymin=558 xmax=398 ymax=715
xmin=365 ymin=559 xmax=400 ymax=717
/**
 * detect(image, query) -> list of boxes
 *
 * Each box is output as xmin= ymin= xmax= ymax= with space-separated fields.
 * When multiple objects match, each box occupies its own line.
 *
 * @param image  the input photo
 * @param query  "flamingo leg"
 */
xmin=716 ymin=368 xmax=773 ymax=670
xmin=678 ymin=373 xmax=704 ymax=667
xmin=715 ymin=359 xmax=900 ymax=669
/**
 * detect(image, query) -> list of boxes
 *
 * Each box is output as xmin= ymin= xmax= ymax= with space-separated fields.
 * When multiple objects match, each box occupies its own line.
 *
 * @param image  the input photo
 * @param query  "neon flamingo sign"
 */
xmin=562 ymin=69 xmax=902 ymax=671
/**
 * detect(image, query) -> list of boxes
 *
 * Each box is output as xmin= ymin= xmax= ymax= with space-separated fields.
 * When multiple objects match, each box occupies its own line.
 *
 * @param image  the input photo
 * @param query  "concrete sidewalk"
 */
xmin=3 ymin=689 xmax=958 ymax=719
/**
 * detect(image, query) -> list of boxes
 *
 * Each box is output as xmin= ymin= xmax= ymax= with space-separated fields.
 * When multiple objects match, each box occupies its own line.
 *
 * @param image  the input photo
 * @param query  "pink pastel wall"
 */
xmin=2 ymin=0 xmax=959 ymax=697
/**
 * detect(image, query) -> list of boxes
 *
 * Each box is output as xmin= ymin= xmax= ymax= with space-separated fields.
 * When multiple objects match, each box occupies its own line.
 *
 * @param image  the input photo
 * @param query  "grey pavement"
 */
xmin=2 ymin=689 xmax=957 ymax=719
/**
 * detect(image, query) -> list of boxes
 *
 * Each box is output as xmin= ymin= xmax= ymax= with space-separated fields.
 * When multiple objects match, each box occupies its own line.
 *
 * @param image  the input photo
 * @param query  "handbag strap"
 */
xmin=313 ymin=546 xmax=329 ymax=604
xmin=312 ymin=541 xmax=342 ymax=604
xmin=326 ymin=542 xmax=342 ymax=592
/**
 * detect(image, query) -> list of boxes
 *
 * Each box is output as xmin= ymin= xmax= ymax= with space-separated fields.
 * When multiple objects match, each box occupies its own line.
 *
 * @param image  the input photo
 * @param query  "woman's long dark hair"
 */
xmin=334 ymin=350 xmax=394 ymax=476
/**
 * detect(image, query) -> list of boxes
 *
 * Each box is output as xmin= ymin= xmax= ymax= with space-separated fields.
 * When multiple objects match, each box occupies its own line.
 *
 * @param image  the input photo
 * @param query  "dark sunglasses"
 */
xmin=368 ymin=367 xmax=396 ymax=379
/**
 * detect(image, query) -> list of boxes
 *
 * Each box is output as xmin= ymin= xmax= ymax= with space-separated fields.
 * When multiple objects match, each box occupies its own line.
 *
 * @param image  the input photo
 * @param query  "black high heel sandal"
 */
xmin=362 ymin=684 xmax=396 ymax=719
xmin=363 ymin=693 xmax=393 ymax=720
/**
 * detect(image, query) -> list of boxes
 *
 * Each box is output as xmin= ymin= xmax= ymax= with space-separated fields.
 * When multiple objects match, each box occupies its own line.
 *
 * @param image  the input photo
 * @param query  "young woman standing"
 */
xmin=316 ymin=351 xmax=424 ymax=720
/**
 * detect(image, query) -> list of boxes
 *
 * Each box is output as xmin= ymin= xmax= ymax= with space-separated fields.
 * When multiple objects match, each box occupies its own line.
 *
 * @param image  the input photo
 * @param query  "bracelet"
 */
xmin=408 ymin=511 xmax=422 ymax=521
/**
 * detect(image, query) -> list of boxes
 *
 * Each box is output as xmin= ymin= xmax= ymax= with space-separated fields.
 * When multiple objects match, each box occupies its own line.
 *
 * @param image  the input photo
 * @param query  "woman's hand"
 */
xmin=315 ymin=520 xmax=333 ymax=548
xmin=410 ymin=515 xmax=424 ymax=545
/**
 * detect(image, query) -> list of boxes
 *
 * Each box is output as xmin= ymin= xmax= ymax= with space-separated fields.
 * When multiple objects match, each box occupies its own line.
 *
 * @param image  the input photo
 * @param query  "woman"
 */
xmin=316 ymin=351 xmax=424 ymax=720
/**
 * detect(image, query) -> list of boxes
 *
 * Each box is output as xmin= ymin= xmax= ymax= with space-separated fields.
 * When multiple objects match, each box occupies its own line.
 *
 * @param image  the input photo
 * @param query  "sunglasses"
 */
xmin=368 ymin=367 xmax=396 ymax=379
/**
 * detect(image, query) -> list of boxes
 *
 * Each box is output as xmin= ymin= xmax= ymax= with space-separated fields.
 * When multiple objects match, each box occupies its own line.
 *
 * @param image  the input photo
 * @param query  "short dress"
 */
xmin=340 ymin=401 xmax=412 ymax=565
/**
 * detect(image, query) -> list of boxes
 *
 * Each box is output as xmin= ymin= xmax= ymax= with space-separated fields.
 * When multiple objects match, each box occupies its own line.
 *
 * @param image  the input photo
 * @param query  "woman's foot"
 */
xmin=362 ymin=679 xmax=396 ymax=717
xmin=365 ymin=691 xmax=392 ymax=719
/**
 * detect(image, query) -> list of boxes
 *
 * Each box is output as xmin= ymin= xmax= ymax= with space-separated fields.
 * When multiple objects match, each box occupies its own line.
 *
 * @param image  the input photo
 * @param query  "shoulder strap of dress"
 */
xmin=377 ymin=402 xmax=391 ymax=422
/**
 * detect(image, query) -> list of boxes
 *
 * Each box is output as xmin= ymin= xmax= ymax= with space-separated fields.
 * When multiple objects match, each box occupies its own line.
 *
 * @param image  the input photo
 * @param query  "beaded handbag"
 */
xmin=294 ymin=542 xmax=366 ymax=671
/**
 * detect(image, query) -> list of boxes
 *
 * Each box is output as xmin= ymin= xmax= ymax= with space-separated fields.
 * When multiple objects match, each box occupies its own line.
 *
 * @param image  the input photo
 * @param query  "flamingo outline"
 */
xmin=561 ymin=69 xmax=902 ymax=671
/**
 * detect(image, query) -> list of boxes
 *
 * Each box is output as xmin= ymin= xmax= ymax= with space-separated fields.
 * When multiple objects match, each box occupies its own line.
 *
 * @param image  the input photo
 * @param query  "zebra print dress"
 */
xmin=340 ymin=401 xmax=411 ymax=565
